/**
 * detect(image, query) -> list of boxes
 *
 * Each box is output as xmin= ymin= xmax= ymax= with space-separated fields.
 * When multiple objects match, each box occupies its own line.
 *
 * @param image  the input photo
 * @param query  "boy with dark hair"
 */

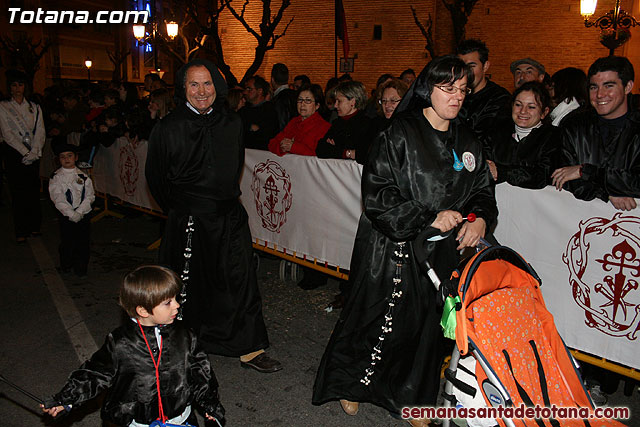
xmin=48 ymin=143 xmax=95 ymax=277
xmin=42 ymin=265 xmax=225 ymax=426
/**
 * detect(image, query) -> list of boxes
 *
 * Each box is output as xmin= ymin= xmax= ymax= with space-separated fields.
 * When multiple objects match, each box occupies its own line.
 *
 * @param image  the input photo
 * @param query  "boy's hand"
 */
xmin=69 ymin=211 xmax=83 ymax=223
xmin=40 ymin=404 xmax=65 ymax=417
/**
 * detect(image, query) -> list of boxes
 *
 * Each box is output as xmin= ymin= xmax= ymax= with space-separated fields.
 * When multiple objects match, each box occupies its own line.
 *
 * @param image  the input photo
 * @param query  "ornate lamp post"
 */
xmin=581 ymin=0 xmax=639 ymax=56
xmin=84 ymin=58 xmax=92 ymax=80
xmin=132 ymin=0 xmax=178 ymax=72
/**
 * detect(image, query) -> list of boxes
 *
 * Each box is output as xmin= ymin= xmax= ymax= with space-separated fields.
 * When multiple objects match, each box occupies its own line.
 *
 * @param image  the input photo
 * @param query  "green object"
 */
xmin=440 ymin=295 xmax=460 ymax=340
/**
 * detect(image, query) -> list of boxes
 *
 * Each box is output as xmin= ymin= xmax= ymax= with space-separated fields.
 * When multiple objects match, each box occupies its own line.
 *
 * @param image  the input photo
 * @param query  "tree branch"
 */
xmin=224 ymin=0 xmax=260 ymax=40
xmin=410 ymin=6 xmax=436 ymax=60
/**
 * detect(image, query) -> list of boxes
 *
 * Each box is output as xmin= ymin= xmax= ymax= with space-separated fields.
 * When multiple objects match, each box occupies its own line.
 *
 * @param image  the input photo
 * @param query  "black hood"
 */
xmin=174 ymin=58 xmax=228 ymax=107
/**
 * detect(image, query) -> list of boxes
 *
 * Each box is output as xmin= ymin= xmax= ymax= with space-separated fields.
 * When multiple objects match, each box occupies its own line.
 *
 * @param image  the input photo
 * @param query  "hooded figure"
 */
xmin=312 ymin=56 xmax=497 ymax=423
xmin=145 ymin=60 xmax=281 ymax=371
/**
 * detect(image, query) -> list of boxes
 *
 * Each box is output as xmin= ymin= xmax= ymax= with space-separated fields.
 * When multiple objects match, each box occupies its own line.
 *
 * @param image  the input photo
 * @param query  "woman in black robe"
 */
xmin=312 ymin=55 xmax=497 ymax=425
xmin=145 ymin=59 xmax=280 ymax=372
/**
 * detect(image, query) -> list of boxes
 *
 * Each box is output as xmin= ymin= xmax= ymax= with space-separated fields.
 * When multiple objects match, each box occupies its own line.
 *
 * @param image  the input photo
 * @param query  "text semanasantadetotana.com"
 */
xmin=401 ymin=404 xmax=630 ymax=420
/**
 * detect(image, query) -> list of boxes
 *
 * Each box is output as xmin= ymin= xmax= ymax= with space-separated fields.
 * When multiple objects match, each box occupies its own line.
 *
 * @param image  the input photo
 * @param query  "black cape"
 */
xmin=559 ymin=108 xmax=640 ymax=201
xmin=458 ymin=79 xmax=512 ymax=157
xmin=146 ymin=59 xmax=269 ymax=356
xmin=488 ymin=121 xmax=561 ymax=189
xmin=315 ymin=110 xmax=373 ymax=164
xmin=312 ymin=109 xmax=497 ymax=413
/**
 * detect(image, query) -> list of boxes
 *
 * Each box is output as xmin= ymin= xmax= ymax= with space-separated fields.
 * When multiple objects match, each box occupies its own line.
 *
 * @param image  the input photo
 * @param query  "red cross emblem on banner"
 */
xmin=251 ymin=159 xmax=292 ymax=233
xmin=563 ymin=213 xmax=640 ymax=340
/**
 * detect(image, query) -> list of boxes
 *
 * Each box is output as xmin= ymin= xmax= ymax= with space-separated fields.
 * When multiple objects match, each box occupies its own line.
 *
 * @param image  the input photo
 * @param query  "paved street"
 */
xmin=0 ymin=191 xmax=637 ymax=426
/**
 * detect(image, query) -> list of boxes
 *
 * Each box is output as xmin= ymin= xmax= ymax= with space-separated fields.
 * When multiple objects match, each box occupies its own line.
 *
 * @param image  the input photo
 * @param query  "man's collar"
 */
xmin=274 ymin=85 xmax=289 ymax=97
xmin=185 ymin=101 xmax=213 ymax=115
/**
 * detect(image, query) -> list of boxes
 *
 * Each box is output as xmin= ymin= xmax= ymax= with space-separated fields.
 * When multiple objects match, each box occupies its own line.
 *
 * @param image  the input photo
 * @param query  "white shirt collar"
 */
xmin=185 ymin=101 xmax=213 ymax=115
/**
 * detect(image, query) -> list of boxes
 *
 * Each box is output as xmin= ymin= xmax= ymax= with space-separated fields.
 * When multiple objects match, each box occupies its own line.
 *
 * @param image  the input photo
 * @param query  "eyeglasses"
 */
xmin=379 ymin=98 xmax=401 ymax=105
xmin=297 ymin=98 xmax=315 ymax=104
xmin=435 ymin=84 xmax=472 ymax=95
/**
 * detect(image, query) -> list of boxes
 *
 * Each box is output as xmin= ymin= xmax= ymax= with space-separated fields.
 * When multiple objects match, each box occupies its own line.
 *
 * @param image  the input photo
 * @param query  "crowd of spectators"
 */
xmin=1 ymin=37 xmax=638 ymax=413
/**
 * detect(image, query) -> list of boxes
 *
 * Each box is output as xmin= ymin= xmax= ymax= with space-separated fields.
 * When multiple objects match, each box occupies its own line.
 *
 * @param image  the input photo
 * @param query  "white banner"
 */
xmin=88 ymin=141 xmax=638 ymax=369
xmin=239 ymin=149 xmax=363 ymax=269
xmin=494 ymin=184 xmax=640 ymax=370
xmin=92 ymin=137 xmax=160 ymax=211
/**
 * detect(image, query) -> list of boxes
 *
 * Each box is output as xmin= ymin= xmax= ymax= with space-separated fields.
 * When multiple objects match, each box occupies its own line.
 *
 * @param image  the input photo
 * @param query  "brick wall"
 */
xmin=218 ymin=0 xmax=437 ymax=91
xmin=219 ymin=0 xmax=640 ymax=94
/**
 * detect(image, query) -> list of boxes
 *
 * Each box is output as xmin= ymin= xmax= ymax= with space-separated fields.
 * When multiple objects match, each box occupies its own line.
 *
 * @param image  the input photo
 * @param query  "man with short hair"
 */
xmin=552 ymin=56 xmax=639 ymax=211
xmin=143 ymin=73 xmax=160 ymax=93
xmin=400 ymin=68 xmax=416 ymax=85
xmin=146 ymin=59 xmax=282 ymax=373
xmin=270 ymin=63 xmax=297 ymax=131
xmin=293 ymin=74 xmax=311 ymax=90
xmin=510 ymin=57 xmax=545 ymax=89
xmin=240 ymin=75 xmax=279 ymax=150
xmin=457 ymin=39 xmax=511 ymax=153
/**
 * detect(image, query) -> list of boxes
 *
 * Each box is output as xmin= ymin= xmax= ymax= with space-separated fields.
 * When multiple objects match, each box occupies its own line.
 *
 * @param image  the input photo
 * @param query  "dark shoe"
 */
xmin=240 ymin=353 xmax=282 ymax=373
xmin=327 ymin=292 xmax=346 ymax=310
xmin=297 ymin=277 xmax=321 ymax=290
xmin=57 ymin=267 xmax=72 ymax=275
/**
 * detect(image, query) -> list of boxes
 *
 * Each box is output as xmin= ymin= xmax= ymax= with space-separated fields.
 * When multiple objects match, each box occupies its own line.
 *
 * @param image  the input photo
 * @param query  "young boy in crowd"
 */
xmin=42 ymin=265 xmax=225 ymax=427
xmin=48 ymin=144 xmax=95 ymax=277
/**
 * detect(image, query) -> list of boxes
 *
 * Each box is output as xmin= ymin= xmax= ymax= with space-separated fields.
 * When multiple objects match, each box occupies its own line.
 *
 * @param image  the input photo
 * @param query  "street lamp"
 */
xmin=581 ymin=0 xmax=639 ymax=55
xmin=132 ymin=0 xmax=178 ymax=72
xmin=85 ymin=57 xmax=92 ymax=80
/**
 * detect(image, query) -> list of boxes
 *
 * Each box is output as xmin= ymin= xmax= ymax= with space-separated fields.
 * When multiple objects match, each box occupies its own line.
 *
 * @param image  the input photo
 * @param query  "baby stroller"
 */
xmin=416 ymin=239 xmax=625 ymax=427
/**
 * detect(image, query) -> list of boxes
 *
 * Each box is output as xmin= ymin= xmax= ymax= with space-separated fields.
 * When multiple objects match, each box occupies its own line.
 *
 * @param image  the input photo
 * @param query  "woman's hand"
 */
xmin=456 ymin=217 xmax=486 ymax=250
xmin=609 ymin=196 xmax=637 ymax=211
xmin=280 ymin=138 xmax=294 ymax=153
xmin=326 ymin=138 xmax=336 ymax=146
xmin=551 ymin=165 xmax=581 ymax=190
xmin=486 ymin=160 xmax=498 ymax=181
xmin=431 ymin=210 xmax=463 ymax=233
xmin=41 ymin=404 xmax=65 ymax=417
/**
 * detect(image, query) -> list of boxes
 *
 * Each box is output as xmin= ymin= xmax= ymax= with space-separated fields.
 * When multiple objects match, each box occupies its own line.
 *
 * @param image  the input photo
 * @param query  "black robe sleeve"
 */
xmin=493 ymin=124 xmax=561 ymax=189
xmin=362 ymin=122 xmax=436 ymax=242
xmin=146 ymin=121 xmax=171 ymax=212
xmin=188 ymin=332 xmax=225 ymax=420
xmin=52 ymin=334 xmax=118 ymax=407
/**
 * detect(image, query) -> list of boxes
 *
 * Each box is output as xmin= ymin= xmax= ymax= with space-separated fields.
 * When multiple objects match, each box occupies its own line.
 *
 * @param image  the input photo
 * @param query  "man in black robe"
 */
xmin=552 ymin=56 xmax=639 ymax=211
xmin=457 ymin=39 xmax=511 ymax=157
xmin=146 ymin=59 xmax=282 ymax=373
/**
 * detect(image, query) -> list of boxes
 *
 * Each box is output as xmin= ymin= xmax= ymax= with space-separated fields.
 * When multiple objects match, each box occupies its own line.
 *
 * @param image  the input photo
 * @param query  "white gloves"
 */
xmin=21 ymin=150 xmax=40 ymax=165
xmin=69 ymin=211 xmax=83 ymax=223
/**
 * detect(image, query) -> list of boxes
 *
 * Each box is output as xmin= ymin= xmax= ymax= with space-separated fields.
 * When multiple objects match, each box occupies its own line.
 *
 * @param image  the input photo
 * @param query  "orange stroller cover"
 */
xmin=453 ymin=247 xmax=625 ymax=427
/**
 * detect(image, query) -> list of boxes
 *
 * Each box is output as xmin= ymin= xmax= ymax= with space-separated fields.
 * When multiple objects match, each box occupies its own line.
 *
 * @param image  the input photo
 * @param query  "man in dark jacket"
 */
xmin=239 ymin=75 xmax=279 ymax=150
xmin=271 ymin=63 xmax=297 ymax=131
xmin=457 ymin=39 xmax=511 ymax=156
xmin=552 ymin=56 xmax=639 ymax=211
